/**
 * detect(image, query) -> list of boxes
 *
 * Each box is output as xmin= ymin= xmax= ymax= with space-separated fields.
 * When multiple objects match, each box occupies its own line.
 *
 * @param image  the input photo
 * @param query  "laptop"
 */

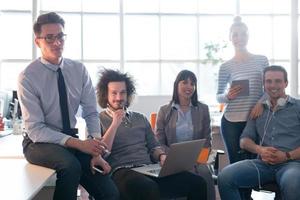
xmin=132 ymin=139 xmax=205 ymax=178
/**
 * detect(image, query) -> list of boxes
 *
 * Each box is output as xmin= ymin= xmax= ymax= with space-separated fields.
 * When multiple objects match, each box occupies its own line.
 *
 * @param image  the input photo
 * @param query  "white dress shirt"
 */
xmin=17 ymin=57 xmax=100 ymax=145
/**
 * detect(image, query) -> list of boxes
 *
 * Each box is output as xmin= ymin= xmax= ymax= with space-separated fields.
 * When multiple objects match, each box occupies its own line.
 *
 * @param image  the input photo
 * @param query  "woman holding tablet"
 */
xmin=216 ymin=16 xmax=269 ymax=164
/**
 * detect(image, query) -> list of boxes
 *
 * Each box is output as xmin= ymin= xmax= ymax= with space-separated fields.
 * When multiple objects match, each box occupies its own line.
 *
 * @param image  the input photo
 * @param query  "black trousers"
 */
xmin=112 ymin=168 xmax=207 ymax=200
xmin=23 ymin=137 xmax=119 ymax=200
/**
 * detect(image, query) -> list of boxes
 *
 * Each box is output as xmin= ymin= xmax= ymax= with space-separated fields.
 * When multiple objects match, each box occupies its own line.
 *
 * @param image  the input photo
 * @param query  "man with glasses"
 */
xmin=17 ymin=12 xmax=119 ymax=200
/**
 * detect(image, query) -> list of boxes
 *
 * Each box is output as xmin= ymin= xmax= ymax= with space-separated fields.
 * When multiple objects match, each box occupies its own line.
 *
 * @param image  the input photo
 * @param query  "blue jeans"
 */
xmin=218 ymin=159 xmax=300 ymax=200
xmin=220 ymin=116 xmax=248 ymax=164
xmin=23 ymin=137 xmax=119 ymax=200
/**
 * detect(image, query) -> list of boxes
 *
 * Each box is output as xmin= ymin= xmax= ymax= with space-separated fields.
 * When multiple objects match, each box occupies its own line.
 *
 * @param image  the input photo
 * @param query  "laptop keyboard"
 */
xmin=147 ymin=168 xmax=161 ymax=175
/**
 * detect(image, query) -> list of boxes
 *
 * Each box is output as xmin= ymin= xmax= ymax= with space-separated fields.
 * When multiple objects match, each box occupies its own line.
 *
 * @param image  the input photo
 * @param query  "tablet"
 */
xmin=231 ymin=80 xmax=249 ymax=97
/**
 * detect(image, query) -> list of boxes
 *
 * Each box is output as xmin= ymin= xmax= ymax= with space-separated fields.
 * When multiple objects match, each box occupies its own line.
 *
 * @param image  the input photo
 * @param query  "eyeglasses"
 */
xmin=37 ymin=32 xmax=67 ymax=43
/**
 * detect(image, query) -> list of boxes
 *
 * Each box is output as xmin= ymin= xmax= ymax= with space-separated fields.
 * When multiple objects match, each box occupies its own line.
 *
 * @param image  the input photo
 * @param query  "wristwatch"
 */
xmin=286 ymin=152 xmax=292 ymax=161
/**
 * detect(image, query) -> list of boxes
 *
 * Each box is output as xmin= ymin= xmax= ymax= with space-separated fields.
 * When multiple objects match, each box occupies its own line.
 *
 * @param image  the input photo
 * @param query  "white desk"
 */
xmin=0 ymin=125 xmax=87 ymax=197
xmin=0 ymin=134 xmax=56 ymax=198
xmin=0 ymin=128 xmax=13 ymax=138
xmin=0 ymin=159 xmax=55 ymax=200
xmin=0 ymin=134 xmax=23 ymax=158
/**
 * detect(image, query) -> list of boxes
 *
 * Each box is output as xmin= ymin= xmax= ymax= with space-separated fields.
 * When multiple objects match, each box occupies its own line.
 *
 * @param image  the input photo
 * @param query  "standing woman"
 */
xmin=156 ymin=69 xmax=213 ymax=200
xmin=216 ymin=16 xmax=269 ymax=164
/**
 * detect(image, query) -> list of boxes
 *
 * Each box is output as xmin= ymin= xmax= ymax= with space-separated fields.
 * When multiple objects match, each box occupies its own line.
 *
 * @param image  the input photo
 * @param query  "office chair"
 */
xmin=204 ymin=149 xmax=225 ymax=184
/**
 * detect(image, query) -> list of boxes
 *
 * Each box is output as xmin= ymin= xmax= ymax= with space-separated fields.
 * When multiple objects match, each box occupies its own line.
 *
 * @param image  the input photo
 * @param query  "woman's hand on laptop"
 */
xmin=159 ymin=153 xmax=167 ymax=166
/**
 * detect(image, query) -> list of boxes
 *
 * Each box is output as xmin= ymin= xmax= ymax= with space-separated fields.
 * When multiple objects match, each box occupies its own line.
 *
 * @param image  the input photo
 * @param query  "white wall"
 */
xmin=130 ymin=95 xmax=171 ymax=119
xmin=79 ymin=95 xmax=222 ymax=129
xmin=78 ymin=93 xmax=224 ymax=128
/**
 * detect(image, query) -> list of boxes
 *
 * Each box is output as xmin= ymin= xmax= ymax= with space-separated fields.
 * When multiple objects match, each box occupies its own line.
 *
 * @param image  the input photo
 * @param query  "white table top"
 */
xmin=0 ymin=159 xmax=55 ymax=200
xmin=0 ymin=118 xmax=87 ymax=159
xmin=0 ymin=134 xmax=23 ymax=158
xmin=0 ymin=128 xmax=13 ymax=138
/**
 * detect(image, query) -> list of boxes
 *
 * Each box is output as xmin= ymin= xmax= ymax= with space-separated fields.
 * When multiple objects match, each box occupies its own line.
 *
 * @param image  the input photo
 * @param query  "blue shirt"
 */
xmin=174 ymin=104 xmax=194 ymax=142
xmin=241 ymin=96 xmax=300 ymax=153
xmin=17 ymin=57 xmax=100 ymax=145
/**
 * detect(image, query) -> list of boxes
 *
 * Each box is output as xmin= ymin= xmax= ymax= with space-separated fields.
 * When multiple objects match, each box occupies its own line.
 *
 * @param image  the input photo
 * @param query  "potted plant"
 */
xmin=202 ymin=41 xmax=227 ymax=65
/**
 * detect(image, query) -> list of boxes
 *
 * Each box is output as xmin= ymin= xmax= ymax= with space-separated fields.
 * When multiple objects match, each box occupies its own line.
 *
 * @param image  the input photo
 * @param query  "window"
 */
xmin=0 ymin=0 xmax=297 ymax=101
xmin=161 ymin=16 xmax=198 ymax=60
xmin=0 ymin=12 xmax=32 ymax=59
xmin=124 ymin=15 xmax=159 ymax=60
xmin=0 ymin=62 xmax=28 ymax=90
xmin=83 ymin=14 xmax=120 ymax=60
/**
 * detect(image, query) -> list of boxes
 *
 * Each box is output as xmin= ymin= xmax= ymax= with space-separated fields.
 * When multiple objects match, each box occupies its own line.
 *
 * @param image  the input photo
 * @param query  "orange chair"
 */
xmin=150 ymin=112 xmax=157 ymax=131
xmin=197 ymin=147 xmax=211 ymax=164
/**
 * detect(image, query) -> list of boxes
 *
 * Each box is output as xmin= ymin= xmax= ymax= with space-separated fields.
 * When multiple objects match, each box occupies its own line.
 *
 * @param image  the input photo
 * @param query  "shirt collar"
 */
xmin=171 ymin=102 xmax=178 ymax=110
xmin=39 ymin=57 xmax=64 ymax=72
xmin=262 ymin=95 xmax=293 ymax=106
xmin=286 ymin=95 xmax=295 ymax=104
xmin=172 ymin=102 xmax=192 ymax=110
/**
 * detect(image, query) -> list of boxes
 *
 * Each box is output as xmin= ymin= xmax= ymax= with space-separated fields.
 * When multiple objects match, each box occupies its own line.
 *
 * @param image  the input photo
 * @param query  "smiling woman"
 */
xmin=155 ymin=69 xmax=214 ymax=199
xmin=216 ymin=16 xmax=270 ymax=199
xmin=156 ymin=69 xmax=211 ymax=152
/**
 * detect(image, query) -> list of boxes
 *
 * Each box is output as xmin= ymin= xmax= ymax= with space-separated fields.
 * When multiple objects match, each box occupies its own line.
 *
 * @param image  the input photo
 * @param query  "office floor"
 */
xmin=76 ymin=181 xmax=276 ymax=200
xmin=32 ymin=178 xmax=276 ymax=200
xmin=32 ymin=186 xmax=89 ymax=200
xmin=77 ymin=186 xmax=275 ymax=200
xmin=214 ymin=186 xmax=275 ymax=200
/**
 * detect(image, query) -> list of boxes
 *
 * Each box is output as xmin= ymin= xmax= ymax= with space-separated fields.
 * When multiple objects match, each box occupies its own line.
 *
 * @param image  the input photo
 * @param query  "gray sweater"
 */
xmin=100 ymin=111 xmax=164 ymax=170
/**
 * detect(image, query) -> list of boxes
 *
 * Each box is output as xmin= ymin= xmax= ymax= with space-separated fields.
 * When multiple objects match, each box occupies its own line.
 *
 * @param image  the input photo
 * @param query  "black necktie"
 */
xmin=57 ymin=68 xmax=71 ymax=132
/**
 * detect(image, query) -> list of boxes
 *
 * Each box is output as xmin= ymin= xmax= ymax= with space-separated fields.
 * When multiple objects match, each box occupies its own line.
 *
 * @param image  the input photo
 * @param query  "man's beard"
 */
xmin=107 ymin=101 xmax=127 ymax=111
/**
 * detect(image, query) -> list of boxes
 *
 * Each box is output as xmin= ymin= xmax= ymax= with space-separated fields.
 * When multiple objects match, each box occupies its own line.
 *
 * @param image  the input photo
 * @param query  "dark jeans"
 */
xmin=23 ymin=137 xmax=119 ymax=200
xmin=220 ymin=116 xmax=248 ymax=164
xmin=220 ymin=116 xmax=253 ymax=200
xmin=112 ymin=168 xmax=207 ymax=200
